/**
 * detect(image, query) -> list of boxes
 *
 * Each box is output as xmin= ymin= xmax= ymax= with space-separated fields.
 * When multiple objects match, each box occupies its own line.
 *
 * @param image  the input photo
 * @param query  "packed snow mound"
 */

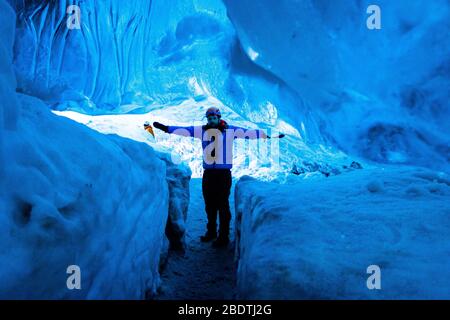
xmin=234 ymin=166 xmax=450 ymax=299
xmin=0 ymin=1 xmax=186 ymax=298
xmin=224 ymin=0 xmax=450 ymax=171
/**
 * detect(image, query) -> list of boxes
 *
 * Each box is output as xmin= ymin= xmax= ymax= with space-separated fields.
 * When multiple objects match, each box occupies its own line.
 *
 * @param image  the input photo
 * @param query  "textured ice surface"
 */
xmin=1 ymin=94 xmax=170 ymax=299
xmin=224 ymin=0 xmax=450 ymax=171
xmin=0 ymin=1 xmax=188 ymax=298
xmin=3 ymin=0 xmax=450 ymax=300
xmin=234 ymin=166 xmax=450 ymax=299
xmin=11 ymin=0 xmax=326 ymax=146
xmin=12 ymin=0 xmax=449 ymax=170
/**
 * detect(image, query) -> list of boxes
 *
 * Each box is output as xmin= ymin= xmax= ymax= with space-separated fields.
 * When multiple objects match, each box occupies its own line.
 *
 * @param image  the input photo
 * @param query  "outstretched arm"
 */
xmin=153 ymin=122 xmax=197 ymax=138
xmin=153 ymin=122 xmax=169 ymax=133
xmin=230 ymin=125 xmax=269 ymax=140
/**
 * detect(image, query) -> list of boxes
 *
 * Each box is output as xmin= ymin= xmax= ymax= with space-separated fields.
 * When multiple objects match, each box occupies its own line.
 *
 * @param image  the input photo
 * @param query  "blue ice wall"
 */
xmin=12 ymin=0 xmax=325 ymax=141
xmin=11 ymin=0 xmax=450 ymax=170
xmin=13 ymin=0 xmax=161 ymax=110
xmin=223 ymin=0 xmax=450 ymax=169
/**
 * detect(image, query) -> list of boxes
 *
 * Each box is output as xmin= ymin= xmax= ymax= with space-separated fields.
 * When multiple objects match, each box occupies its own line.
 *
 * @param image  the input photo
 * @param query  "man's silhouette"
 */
xmin=153 ymin=107 xmax=268 ymax=247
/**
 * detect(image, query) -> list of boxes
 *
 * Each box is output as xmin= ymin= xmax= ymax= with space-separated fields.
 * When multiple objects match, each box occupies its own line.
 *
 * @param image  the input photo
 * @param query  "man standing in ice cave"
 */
xmin=151 ymin=107 xmax=271 ymax=248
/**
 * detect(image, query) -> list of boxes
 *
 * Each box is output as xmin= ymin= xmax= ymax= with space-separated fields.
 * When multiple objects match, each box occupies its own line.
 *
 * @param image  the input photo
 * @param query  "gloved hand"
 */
xmin=153 ymin=122 xmax=169 ymax=133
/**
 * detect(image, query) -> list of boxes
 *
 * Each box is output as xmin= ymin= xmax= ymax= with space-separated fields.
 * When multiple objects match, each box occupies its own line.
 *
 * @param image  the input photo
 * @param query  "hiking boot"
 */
xmin=200 ymin=231 xmax=217 ymax=242
xmin=212 ymin=236 xmax=229 ymax=248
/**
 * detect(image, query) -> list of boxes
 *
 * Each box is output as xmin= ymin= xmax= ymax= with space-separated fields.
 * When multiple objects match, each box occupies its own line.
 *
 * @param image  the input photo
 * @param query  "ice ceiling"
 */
xmin=10 ymin=0 xmax=450 ymax=171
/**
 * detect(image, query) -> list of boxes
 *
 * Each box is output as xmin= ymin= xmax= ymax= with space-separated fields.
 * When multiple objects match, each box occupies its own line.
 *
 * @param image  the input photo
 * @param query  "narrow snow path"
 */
xmin=156 ymin=178 xmax=236 ymax=300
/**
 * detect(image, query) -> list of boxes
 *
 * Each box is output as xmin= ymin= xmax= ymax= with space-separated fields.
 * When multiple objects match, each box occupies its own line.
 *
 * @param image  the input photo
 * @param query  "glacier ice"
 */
xmin=224 ymin=0 xmax=450 ymax=299
xmin=0 ymin=0 xmax=190 ymax=299
xmin=223 ymin=0 xmax=450 ymax=170
xmin=11 ymin=0 xmax=326 ymax=146
xmin=11 ymin=0 xmax=449 ymax=170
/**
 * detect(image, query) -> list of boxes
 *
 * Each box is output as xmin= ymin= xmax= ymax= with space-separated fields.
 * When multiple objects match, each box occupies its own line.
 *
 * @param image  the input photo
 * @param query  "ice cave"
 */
xmin=0 ymin=0 xmax=449 ymax=299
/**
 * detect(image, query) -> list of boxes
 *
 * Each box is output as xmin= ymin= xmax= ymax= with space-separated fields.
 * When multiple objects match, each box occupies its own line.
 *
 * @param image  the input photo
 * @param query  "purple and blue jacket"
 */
xmin=167 ymin=124 xmax=266 ymax=170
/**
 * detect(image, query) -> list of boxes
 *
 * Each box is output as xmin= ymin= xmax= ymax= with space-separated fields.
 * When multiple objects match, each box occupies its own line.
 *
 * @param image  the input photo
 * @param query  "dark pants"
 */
xmin=202 ymin=169 xmax=232 ymax=238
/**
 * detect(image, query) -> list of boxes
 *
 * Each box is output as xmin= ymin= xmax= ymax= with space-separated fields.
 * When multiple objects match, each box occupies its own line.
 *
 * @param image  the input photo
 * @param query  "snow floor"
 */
xmin=156 ymin=178 xmax=236 ymax=300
